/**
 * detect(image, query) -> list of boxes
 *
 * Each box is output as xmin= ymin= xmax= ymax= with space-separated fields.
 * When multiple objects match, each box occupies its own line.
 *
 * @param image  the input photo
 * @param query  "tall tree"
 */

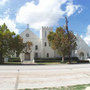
xmin=47 ymin=27 xmax=77 ymax=62
xmin=0 ymin=23 xmax=26 ymax=64
xmin=65 ymin=16 xmax=71 ymax=63
xmin=0 ymin=23 xmax=15 ymax=63
xmin=10 ymin=35 xmax=25 ymax=57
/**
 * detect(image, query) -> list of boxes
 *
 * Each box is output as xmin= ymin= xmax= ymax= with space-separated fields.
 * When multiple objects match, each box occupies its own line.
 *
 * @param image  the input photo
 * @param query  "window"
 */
xmin=49 ymin=43 xmax=50 ymax=46
xmin=45 ymin=42 xmax=47 ymax=46
xmin=35 ymin=53 xmax=38 ymax=58
xmin=87 ymin=53 xmax=89 ymax=57
xmin=35 ymin=45 xmax=38 ymax=50
xmin=45 ymin=30 xmax=46 ymax=37
xmin=47 ymin=53 xmax=49 ymax=57
xmin=26 ymin=33 xmax=29 ymax=37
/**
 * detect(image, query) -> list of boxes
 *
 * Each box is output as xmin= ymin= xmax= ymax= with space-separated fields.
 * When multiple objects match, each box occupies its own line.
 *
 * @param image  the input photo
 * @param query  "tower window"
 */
xmin=45 ymin=30 xmax=46 ymax=37
xmin=47 ymin=53 xmax=49 ymax=57
xmin=35 ymin=53 xmax=38 ymax=58
xmin=35 ymin=45 xmax=38 ymax=50
xmin=45 ymin=42 xmax=47 ymax=46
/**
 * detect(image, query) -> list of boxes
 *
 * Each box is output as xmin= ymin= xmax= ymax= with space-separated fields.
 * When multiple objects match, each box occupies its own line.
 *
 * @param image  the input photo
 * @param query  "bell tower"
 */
xmin=40 ymin=26 xmax=53 ymax=58
xmin=40 ymin=26 xmax=53 ymax=40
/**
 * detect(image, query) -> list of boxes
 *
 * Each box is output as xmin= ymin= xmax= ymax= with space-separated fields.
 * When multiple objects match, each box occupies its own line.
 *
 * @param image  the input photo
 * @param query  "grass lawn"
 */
xmin=4 ymin=62 xmax=21 ymax=65
xmin=36 ymin=62 xmax=63 ymax=65
xmin=36 ymin=61 xmax=77 ymax=65
xmin=3 ymin=61 xmax=77 ymax=65
xmin=21 ymin=84 xmax=90 ymax=90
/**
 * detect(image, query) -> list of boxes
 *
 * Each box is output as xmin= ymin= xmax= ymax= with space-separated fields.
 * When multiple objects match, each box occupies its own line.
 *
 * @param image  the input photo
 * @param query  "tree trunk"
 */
xmin=62 ymin=56 xmax=64 ymax=62
xmin=68 ymin=52 xmax=71 ymax=64
xmin=0 ymin=52 xmax=4 ymax=64
xmin=16 ymin=53 xmax=19 ymax=57
xmin=16 ymin=52 xmax=19 ymax=57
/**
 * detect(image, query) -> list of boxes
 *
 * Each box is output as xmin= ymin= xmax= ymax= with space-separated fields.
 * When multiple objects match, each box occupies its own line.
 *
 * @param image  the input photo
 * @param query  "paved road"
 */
xmin=0 ymin=64 xmax=90 ymax=90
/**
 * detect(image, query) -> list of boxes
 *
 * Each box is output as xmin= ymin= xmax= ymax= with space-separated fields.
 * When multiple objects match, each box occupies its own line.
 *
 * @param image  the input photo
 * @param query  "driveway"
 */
xmin=0 ymin=64 xmax=90 ymax=90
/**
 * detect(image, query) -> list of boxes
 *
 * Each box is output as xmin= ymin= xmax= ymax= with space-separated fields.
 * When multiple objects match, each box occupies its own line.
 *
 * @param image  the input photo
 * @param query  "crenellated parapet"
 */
xmin=40 ymin=26 xmax=53 ymax=39
xmin=42 ymin=26 xmax=53 ymax=31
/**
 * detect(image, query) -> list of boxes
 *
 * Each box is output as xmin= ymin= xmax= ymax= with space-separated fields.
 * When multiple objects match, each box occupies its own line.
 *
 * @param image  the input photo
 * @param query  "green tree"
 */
xmin=0 ymin=23 xmax=15 ymax=63
xmin=24 ymin=41 xmax=33 ymax=53
xmin=47 ymin=27 xmax=77 ymax=62
xmin=10 ymin=35 xmax=25 ymax=57
xmin=0 ymin=23 xmax=25 ymax=64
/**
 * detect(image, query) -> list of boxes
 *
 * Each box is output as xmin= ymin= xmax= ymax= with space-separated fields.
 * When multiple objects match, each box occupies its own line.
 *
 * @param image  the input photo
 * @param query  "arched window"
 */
xmin=79 ymin=52 xmax=84 ymax=60
xmin=45 ymin=30 xmax=46 ymax=37
xmin=45 ymin=42 xmax=47 ymax=46
xmin=35 ymin=53 xmax=38 ymax=58
xmin=87 ymin=53 xmax=89 ymax=57
xmin=47 ymin=53 xmax=49 ymax=57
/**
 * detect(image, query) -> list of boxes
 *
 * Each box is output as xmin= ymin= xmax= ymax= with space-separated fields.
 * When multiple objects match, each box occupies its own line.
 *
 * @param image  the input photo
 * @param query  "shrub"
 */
xmin=34 ymin=57 xmax=79 ymax=63
xmin=64 ymin=57 xmax=79 ymax=62
xmin=77 ymin=60 xmax=89 ymax=63
xmin=8 ymin=57 xmax=21 ymax=62
xmin=34 ymin=58 xmax=62 ymax=63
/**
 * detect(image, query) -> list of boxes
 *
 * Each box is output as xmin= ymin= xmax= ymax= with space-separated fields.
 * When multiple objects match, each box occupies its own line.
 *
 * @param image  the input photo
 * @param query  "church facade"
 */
xmin=19 ymin=26 xmax=90 ymax=62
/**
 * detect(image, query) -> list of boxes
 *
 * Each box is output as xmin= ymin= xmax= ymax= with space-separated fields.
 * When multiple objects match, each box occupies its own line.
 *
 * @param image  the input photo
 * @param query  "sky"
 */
xmin=0 ymin=0 xmax=90 ymax=46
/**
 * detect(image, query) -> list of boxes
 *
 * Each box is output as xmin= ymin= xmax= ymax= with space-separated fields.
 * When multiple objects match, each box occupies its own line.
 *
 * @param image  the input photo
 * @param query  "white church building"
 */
xmin=19 ymin=25 xmax=90 ymax=62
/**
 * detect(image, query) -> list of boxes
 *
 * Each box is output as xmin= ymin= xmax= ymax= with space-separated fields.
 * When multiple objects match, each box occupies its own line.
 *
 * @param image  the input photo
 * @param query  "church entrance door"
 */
xmin=79 ymin=52 xmax=84 ymax=60
xmin=25 ymin=52 xmax=30 ymax=60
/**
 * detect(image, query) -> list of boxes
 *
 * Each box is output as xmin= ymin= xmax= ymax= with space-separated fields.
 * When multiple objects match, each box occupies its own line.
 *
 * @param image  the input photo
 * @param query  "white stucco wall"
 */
xmin=20 ymin=28 xmax=41 ymax=61
xmin=40 ymin=26 xmax=55 ymax=58
xmin=74 ymin=35 xmax=90 ymax=60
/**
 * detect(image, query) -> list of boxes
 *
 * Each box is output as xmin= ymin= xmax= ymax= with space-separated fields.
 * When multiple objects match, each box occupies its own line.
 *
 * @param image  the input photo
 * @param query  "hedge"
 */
xmin=77 ymin=60 xmax=89 ymax=63
xmin=34 ymin=58 xmax=61 ymax=62
xmin=64 ymin=57 xmax=79 ymax=61
xmin=8 ymin=57 xmax=21 ymax=62
xmin=34 ymin=57 xmax=79 ymax=63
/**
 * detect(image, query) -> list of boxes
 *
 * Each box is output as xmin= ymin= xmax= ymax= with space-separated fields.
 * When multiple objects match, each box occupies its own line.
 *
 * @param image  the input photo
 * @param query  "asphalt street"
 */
xmin=0 ymin=64 xmax=90 ymax=90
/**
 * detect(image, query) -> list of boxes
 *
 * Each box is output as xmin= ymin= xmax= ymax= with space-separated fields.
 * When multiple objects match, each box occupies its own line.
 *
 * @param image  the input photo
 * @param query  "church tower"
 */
xmin=40 ymin=26 xmax=54 ymax=58
xmin=40 ymin=26 xmax=53 ymax=40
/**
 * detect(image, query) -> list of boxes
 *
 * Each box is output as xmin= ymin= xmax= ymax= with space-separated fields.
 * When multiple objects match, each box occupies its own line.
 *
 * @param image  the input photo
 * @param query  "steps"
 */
xmin=22 ymin=60 xmax=35 ymax=64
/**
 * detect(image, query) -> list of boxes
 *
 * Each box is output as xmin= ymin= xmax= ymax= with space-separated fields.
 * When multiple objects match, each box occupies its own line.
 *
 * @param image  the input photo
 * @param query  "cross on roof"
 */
xmin=27 ymin=24 xmax=29 ymax=29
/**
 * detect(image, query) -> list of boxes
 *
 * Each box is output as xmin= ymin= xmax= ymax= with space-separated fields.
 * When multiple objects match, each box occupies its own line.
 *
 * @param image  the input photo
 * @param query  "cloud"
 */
xmin=0 ymin=0 xmax=9 ymax=5
xmin=78 ymin=8 xmax=83 ymax=14
xmin=16 ymin=0 xmax=82 ymax=30
xmin=4 ymin=8 xmax=11 ymax=15
xmin=0 ymin=16 xmax=19 ymax=34
xmin=84 ymin=25 xmax=90 ymax=46
xmin=65 ymin=1 xmax=82 ymax=17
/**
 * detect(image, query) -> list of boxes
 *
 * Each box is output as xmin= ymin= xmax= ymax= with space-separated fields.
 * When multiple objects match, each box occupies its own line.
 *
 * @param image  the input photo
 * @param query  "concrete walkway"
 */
xmin=0 ymin=64 xmax=90 ymax=90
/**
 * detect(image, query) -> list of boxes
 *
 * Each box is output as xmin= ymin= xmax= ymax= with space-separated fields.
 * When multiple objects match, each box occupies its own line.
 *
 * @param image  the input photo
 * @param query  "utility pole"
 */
xmin=65 ymin=16 xmax=71 ymax=64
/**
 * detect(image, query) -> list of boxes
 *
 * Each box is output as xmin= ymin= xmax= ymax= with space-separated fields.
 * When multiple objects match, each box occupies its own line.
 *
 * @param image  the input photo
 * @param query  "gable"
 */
xmin=76 ymin=35 xmax=90 ymax=52
xmin=20 ymin=28 xmax=40 ymax=43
